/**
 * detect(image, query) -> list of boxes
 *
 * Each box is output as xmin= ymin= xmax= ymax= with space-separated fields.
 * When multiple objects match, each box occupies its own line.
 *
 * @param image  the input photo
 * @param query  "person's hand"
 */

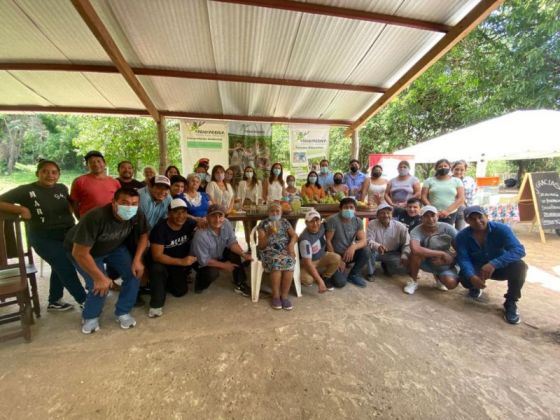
xmin=479 ymin=263 xmax=495 ymax=280
xmin=241 ymin=253 xmax=253 ymax=263
xmin=19 ymin=207 xmax=32 ymax=220
xmin=180 ymin=256 xmax=197 ymax=266
xmin=93 ymin=276 xmax=112 ymax=296
xmin=222 ymin=261 xmax=239 ymax=272
xmin=431 ymin=252 xmax=453 ymax=266
xmin=131 ymin=259 xmax=145 ymax=279
xmin=377 ymin=245 xmax=387 ymax=255
xmin=438 ymin=210 xmax=449 ymax=218
xmin=338 ymin=260 xmax=346 ymax=272
xmin=470 ymin=275 xmax=486 ymax=289
xmin=342 ymin=245 xmax=356 ymax=263
xmin=400 ymin=256 xmax=409 ymax=267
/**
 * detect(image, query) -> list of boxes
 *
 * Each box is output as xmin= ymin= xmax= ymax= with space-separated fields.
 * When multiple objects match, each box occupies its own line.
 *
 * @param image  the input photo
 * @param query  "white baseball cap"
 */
xmin=153 ymin=175 xmax=171 ymax=187
xmin=420 ymin=205 xmax=438 ymax=216
xmin=169 ymin=198 xmax=187 ymax=210
xmin=305 ymin=209 xmax=321 ymax=221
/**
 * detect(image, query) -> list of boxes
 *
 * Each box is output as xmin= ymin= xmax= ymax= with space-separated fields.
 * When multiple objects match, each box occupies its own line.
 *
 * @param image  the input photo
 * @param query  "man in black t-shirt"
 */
xmin=66 ymin=187 xmax=149 ymax=334
xmin=147 ymin=198 xmax=197 ymax=318
xmin=395 ymin=197 xmax=422 ymax=232
xmin=116 ymin=160 xmax=145 ymax=190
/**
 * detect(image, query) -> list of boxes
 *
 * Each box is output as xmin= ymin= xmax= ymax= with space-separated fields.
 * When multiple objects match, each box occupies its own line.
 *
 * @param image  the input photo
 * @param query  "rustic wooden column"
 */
xmin=351 ymin=129 xmax=360 ymax=160
xmin=157 ymin=116 xmax=168 ymax=174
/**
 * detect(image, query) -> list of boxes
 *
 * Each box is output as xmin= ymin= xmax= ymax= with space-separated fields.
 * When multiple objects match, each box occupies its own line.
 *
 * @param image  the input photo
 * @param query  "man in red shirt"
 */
xmin=70 ymin=151 xmax=121 ymax=218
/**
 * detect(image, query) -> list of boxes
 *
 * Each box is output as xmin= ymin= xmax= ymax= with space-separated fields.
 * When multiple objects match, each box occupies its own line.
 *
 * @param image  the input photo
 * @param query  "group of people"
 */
xmin=0 ymin=151 xmax=527 ymax=335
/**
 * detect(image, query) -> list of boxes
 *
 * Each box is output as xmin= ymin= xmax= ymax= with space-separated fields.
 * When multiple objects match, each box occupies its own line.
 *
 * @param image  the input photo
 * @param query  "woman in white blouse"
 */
xmin=264 ymin=162 xmax=286 ymax=203
xmin=237 ymin=165 xmax=263 ymax=206
xmin=206 ymin=165 xmax=235 ymax=213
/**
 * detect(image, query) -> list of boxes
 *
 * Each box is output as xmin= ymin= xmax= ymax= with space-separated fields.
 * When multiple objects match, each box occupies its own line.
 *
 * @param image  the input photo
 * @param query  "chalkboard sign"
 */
xmin=531 ymin=172 xmax=560 ymax=229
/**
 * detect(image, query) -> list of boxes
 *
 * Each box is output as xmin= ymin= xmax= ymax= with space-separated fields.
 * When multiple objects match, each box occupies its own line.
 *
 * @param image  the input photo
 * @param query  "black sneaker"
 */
xmin=324 ymin=278 xmax=335 ymax=291
xmin=234 ymin=282 xmax=251 ymax=297
xmin=504 ymin=300 xmax=521 ymax=324
xmin=468 ymin=288 xmax=482 ymax=299
xmin=47 ymin=300 xmax=73 ymax=312
xmin=366 ymin=274 xmax=376 ymax=282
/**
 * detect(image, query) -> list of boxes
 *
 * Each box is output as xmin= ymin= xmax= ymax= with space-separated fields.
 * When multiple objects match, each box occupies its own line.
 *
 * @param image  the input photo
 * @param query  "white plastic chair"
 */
xmin=249 ymin=225 xmax=301 ymax=303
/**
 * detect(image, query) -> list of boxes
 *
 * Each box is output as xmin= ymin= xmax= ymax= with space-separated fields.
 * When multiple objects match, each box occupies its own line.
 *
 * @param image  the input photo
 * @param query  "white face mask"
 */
xmin=245 ymin=172 xmax=253 ymax=179
xmin=215 ymin=173 xmax=225 ymax=182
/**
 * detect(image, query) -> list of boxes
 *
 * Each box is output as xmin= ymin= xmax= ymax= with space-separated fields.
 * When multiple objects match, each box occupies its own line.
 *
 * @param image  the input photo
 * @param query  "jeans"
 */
xmin=459 ymin=260 xmax=527 ymax=301
xmin=343 ymin=247 xmax=371 ymax=278
xmin=370 ymin=250 xmax=407 ymax=276
xmin=193 ymin=249 xmax=248 ymax=292
xmin=149 ymin=262 xmax=190 ymax=308
xmin=28 ymin=229 xmax=86 ymax=305
xmin=70 ymin=245 xmax=139 ymax=319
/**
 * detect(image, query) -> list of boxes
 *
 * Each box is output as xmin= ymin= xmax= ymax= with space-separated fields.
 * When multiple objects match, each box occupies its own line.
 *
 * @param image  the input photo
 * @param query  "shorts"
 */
xmin=420 ymin=259 xmax=458 ymax=278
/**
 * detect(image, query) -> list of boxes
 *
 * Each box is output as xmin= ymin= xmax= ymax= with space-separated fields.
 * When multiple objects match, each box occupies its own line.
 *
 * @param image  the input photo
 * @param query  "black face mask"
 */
xmin=350 ymin=166 xmax=359 ymax=173
xmin=334 ymin=178 xmax=343 ymax=185
xmin=436 ymin=168 xmax=450 ymax=176
xmin=372 ymin=171 xmax=382 ymax=178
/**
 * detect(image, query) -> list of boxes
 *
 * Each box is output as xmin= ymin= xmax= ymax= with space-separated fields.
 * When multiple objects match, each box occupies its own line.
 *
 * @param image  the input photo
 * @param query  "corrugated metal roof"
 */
xmin=0 ymin=0 xmax=500 ymax=126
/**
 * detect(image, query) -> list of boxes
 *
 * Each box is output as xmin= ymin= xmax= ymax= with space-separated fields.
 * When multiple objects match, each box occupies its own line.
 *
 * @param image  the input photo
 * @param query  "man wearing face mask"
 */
xmin=65 ymin=187 xmax=149 ymax=334
xmin=317 ymin=159 xmax=334 ymax=190
xmin=325 ymin=197 xmax=371 ymax=287
xmin=138 ymin=175 xmax=173 ymax=231
xmin=343 ymin=159 xmax=366 ymax=200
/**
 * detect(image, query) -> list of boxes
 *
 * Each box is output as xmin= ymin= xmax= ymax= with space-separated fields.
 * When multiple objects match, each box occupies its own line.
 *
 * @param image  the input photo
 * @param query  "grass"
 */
xmin=0 ymin=163 xmax=84 ymax=194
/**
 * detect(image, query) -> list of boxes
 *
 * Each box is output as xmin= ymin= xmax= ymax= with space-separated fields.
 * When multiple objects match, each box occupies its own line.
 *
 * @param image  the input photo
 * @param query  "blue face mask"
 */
xmin=341 ymin=209 xmax=355 ymax=219
xmin=269 ymin=214 xmax=281 ymax=222
xmin=320 ymin=167 xmax=328 ymax=174
xmin=272 ymin=168 xmax=281 ymax=176
xmin=117 ymin=205 xmax=138 ymax=221
xmin=308 ymin=176 xmax=317 ymax=183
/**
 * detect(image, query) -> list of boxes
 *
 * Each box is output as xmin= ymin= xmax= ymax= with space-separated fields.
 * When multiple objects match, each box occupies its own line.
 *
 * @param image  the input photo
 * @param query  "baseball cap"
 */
xmin=169 ymin=198 xmax=187 ymax=211
xmin=420 ymin=205 xmax=438 ymax=216
xmin=152 ymin=175 xmax=171 ymax=187
xmin=305 ymin=209 xmax=321 ymax=221
xmin=84 ymin=150 xmax=104 ymax=161
xmin=207 ymin=204 xmax=226 ymax=216
xmin=464 ymin=205 xmax=487 ymax=219
xmin=376 ymin=203 xmax=393 ymax=213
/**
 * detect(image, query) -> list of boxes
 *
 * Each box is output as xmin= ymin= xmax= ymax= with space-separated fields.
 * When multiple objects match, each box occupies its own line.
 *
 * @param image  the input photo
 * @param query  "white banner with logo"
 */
xmin=179 ymin=121 xmax=229 ymax=174
xmin=289 ymin=125 xmax=330 ymax=179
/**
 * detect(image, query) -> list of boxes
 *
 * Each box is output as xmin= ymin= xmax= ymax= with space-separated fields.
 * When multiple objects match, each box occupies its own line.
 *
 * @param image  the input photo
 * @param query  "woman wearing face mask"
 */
xmin=238 ymin=166 xmax=263 ymax=206
xmin=384 ymin=161 xmax=421 ymax=211
xmin=421 ymin=158 xmax=465 ymax=225
xmin=285 ymin=175 xmax=300 ymax=201
xmin=328 ymin=172 xmax=349 ymax=197
xmin=194 ymin=166 xmax=209 ymax=192
xmin=301 ymin=170 xmax=326 ymax=201
xmin=452 ymin=160 xmax=477 ymax=230
xmin=0 ymin=160 xmax=87 ymax=311
xmin=264 ymin=162 xmax=286 ymax=203
xmin=206 ymin=165 xmax=235 ymax=213
xmin=361 ymin=165 xmax=388 ymax=206
xmin=257 ymin=202 xmax=298 ymax=310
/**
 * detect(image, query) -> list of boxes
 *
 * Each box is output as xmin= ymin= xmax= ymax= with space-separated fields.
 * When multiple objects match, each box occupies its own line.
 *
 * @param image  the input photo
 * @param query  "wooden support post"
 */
xmin=157 ymin=117 xmax=168 ymax=174
xmin=351 ymin=130 xmax=360 ymax=161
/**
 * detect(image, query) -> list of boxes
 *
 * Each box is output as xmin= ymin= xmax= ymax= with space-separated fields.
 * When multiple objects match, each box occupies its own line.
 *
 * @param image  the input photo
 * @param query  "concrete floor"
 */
xmin=1 ymin=225 xmax=560 ymax=419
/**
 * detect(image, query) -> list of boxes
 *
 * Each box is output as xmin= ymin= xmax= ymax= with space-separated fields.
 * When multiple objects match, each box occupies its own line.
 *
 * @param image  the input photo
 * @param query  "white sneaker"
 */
xmin=435 ymin=278 xmax=449 ymax=291
xmin=116 ymin=313 xmax=137 ymax=329
xmin=403 ymin=280 xmax=418 ymax=295
xmin=81 ymin=318 xmax=100 ymax=334
xmin=148 ymin=307 xmax=163 ymax=318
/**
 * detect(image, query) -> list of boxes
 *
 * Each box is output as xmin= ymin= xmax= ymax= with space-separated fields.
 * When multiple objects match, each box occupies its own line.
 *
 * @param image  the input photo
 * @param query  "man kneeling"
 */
xmin=456 ymin=206 xmax=527 ymax=324
xmin=405 ymin=206 xmax=459 ymax=295
xmin=147 ymin=198 xmax=197 ymax=318
xmin=299 ymin=209 xmax=345 ymax=292
xmin=190 ymin=205 xmax=252 ymax=295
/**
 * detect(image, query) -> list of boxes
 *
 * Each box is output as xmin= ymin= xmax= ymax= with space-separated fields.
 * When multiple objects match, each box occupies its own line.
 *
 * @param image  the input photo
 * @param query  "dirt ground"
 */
xmin=1 ymin=224 xmax=560 ymax=419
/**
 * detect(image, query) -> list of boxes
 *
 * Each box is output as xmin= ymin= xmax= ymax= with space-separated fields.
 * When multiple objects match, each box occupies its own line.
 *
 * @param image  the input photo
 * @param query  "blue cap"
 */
xmin=464 ymin=205 xmax=486 ymax=219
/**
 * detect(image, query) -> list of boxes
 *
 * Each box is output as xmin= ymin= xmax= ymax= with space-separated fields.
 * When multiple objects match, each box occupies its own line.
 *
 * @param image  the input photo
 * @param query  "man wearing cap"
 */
xmin=405 ymin=205 xmax=459 ymax=295
xmin=325 ymin=197 xmax=371 ymax=287
xmin=146 ymin=198 xmax=198 ymax=318
xmin=116 ymin=160 xmax=144 ymax=190
xmin=66 ymin=187 xmax=149 ymax=334
xmin=343 ymin=159 xmax=367 ymax=200
xmin=190 ymin=204 xmax=252 ymax=295
xmin=138 ymin=175 xmax=173 ymax=231
xmin=456 ymin=206 xmax=527 ymax=324
xmin=299 ymin=209 xmax=345 ymax=292
xmin=70 ymin=150 xmax=121 ymax=218
xmin=366 ymin=203 xmax=411 ymax=279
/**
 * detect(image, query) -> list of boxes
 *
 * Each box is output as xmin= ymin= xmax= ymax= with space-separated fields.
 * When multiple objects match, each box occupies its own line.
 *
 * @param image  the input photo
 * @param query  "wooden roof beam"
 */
xmin=71 ymin=0 xmax=161 ymax=122
xmin=0 ymin=63 xmax=386 ymax=94
xmin=212 ymin=0 xmax=451 ymax=33
xmin=347 ymin=0 xmax=505 ymax=135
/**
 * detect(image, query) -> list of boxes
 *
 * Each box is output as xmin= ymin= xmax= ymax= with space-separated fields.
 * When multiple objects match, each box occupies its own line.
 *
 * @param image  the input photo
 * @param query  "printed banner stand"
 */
xmin=289 ymin=125 xmax=330 ymax=180
xmin=180 ymin=121 xmax=229 ymax=174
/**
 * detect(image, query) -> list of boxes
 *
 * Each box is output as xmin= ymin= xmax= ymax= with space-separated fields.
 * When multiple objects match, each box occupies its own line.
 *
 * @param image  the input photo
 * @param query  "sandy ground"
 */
xmin=1 ymin=223 xmax=560 ymax=419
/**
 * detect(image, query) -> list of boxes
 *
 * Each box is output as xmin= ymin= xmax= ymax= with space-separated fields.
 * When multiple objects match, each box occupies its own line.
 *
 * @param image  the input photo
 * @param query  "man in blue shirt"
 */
xmin=342 ymin=159 xmax=366 ymax=200
xmin=317 ymin=159 xmax=334 ymax=190
xmin=456 ymin=206 xmax=527 ymax=324
xmin=138 ymin=175 xmax=172 ymax=230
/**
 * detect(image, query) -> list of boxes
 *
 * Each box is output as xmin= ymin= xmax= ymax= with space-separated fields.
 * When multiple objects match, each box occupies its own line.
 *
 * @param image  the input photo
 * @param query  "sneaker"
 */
xmin=271 ymin=298 xmax=282 ymax=310
xmin=366 ymin=274 xmax=376 ymax=282
xmin=148 ymin=307 xmax=163 ymax=318
xmin=435 ymin=278 xmax=448 ymax=291
xmin=403 ymin=280 xmax=418 ymax=295
xmin=233 ymin=282 xmax=251 ymax=297
xmin=347 ymin=275 xmax=367 ymax=288
xmin=504 ymin=300 xmax=521 ymax=325
xmin=79 ymin=302 xmax=85 ymax=310
xmin=47 ymin=299 xmax=73 ymax=312
xmin=81 ymin=318 xmax=100 ymax=334
xmin=281 ymin=298 xmax=293 ymax=311
xmin=468 ymin=288 xmax=482 ymax=299
xmin=116 ymin=313 xmax=137 ymax=329
xmin=381 ymin=261 xmax=391 ymax=276
xmin=324 ymin=278 xmax=335 ymax=291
